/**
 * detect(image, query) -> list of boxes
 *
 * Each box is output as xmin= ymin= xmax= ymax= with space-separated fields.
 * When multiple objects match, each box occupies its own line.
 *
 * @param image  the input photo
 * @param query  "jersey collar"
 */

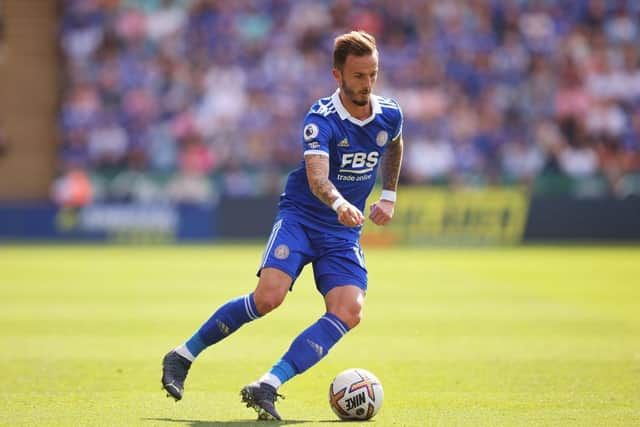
xmin=331 ymin=89 xmax=382 ymax=127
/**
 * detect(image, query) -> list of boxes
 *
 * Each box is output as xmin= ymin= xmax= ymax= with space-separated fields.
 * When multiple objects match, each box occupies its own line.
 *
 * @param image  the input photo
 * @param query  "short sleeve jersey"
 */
xmin=278 ymin=89 xmax=403 ymax=237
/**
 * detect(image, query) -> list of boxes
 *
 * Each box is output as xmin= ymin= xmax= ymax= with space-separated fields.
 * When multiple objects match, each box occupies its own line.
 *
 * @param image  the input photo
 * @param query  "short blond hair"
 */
xmin=333 ymin=30 xmax=377 ymax=71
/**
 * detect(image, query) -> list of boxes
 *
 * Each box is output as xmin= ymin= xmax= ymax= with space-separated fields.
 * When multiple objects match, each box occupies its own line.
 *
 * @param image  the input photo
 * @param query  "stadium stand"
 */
xmin=56 ymin=0 xmax=640 ymax=205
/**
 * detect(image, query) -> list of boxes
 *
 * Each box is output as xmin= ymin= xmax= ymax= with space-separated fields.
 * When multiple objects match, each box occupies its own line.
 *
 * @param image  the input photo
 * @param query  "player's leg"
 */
xmin=267 ymin=241 xmax=368 ymax=385
xmin=243 ymin=285 xmax=363 ymax=420
xmin=252 ymin=268 xmax=291 ymax=315
xmin=162 ymin=269 xmax=290 ymax=401
xmin=260 ymin=285 xmax=363 ymax=384
xmin=243 ymin=241 xmax=366 ymax=420
xmin=240 ymin=221 xmax=315 ymax=419
xmin=173 ymin=267 xmax=291 ymax=360
xmin=163 ymin=217 xmax=306 ymax=401
xmin=179 ymin=267 xmax=291 ymax=356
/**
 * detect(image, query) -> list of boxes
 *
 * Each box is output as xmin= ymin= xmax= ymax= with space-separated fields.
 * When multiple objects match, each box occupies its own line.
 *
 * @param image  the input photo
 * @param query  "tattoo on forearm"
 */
xmin=381 ymin=137 xmax=403 ymax=191
xmin=306 ymin=154 xmax=341 ymax=206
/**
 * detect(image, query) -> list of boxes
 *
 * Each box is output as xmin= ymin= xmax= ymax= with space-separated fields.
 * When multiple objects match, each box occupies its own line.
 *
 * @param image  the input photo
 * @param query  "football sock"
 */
xmin=182 ymin=293 xmax=261 ymax=359
xmin=174 ymin=343 xmax=196 ymax=362
xmin=265 ymin=312 xmax=349 ymax=388
xmin=260 ymin=359 xmax=295 ymax=389
xmin=259 ymin=371 xmax=284 ymax=389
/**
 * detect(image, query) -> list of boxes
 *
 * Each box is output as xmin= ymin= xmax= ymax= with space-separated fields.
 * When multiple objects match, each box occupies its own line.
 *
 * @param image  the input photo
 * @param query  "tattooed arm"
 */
xmin=305 ymin=154 xmax=341 ymax=206
xmin=305 ymin=154 xmax=364 ymax=227
xmin=381 ymin=135 xmax=404 ymax=192
xmin=369 ymin=135 xmax=403 ymax=226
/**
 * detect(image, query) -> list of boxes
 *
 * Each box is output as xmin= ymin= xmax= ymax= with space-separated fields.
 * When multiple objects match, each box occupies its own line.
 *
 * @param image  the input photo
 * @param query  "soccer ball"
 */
xmin=329 ymin=368 xmax=384 ymax=420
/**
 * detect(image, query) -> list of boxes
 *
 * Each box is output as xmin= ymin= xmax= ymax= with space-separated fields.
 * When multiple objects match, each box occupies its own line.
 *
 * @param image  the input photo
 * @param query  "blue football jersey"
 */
xmin=278 ymin=89 xmax=403 ymax=237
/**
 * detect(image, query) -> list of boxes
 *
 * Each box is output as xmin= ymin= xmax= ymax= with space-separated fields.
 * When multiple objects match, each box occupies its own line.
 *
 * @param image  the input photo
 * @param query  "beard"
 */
xmin=341 ymin=80 xmax=370 ymax=107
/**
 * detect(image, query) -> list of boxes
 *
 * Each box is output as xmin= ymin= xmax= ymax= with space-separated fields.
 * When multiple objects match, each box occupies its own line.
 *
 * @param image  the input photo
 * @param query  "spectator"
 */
xmin=404 ymin=130 xmax=455 ymax=184
xmin=51 ymin=167 xmax=93 ymax=207
xmin=501 ymin=137 xmax=545 ymax=187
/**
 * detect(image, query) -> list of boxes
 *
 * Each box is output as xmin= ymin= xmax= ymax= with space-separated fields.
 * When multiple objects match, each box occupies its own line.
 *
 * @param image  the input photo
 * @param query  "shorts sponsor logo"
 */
xmin=274 ymin=244 xmax=290 ymax=260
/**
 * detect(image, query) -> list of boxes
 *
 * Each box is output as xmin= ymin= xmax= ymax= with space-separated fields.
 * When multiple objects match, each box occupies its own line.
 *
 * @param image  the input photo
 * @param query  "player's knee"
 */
xmin=343 ymin=311 xmax=362 ymax=329
xmin=253 ymin=291 xmax=284 ymax=315
xmin=330 ymin=304 xmax=363 ymax=329
xmin=254 ymin=268 xmax=291 ymax=315
xmin=253 ymin=286 xmax=286 ymax=315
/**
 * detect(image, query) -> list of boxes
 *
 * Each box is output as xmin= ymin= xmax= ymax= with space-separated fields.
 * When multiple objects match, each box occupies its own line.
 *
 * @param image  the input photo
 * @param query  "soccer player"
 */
xmin=162 ymin=30 xmax=403 ymax=421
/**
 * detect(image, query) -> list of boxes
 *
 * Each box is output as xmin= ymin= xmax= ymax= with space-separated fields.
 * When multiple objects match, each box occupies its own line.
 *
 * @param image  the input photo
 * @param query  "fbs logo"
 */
xmin=340 ymin=151 xmax=379 ymax=173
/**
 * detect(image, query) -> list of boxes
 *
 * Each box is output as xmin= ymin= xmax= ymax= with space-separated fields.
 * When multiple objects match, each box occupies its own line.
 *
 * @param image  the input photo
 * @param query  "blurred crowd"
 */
xmin=54 ymin=0 xmax=640 ymax=206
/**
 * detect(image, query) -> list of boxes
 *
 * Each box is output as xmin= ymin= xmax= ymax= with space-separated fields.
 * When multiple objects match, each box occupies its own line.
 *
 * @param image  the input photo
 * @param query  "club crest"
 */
xmin=274 ymin=244 xmax=290 ymax=260
xmin=376 ymin=130 xmax=388 ymax=147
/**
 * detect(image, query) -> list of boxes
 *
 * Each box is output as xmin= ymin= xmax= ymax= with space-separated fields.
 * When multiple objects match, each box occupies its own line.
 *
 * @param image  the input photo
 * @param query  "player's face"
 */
xmin=334 ymin=53 xmax=378 ymax=107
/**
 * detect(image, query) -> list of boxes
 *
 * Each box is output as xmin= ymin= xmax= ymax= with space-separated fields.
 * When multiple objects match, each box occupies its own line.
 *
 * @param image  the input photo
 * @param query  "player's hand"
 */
xmin=368 ymin=199 xmax=394 ymax=226
xmin=336 ymin=202 xmax=365 ymax=227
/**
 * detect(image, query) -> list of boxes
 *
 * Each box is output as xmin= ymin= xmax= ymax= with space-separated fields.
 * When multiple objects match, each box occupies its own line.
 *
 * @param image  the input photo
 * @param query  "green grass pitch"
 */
xmin=0 ymin=244 xmax=638 ymax=426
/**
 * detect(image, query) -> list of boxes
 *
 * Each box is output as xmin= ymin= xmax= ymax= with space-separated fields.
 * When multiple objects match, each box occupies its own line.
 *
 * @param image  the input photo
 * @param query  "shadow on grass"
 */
xmin=142 ymin=418 xmax=374 ymax=426
xmin=142 ymin=418 xmax=309 ymax=426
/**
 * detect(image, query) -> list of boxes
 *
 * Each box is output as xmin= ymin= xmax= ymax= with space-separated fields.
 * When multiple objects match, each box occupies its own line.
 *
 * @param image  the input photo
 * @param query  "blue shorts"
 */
xmin=257 ymin=215 xmax=367 ymax=295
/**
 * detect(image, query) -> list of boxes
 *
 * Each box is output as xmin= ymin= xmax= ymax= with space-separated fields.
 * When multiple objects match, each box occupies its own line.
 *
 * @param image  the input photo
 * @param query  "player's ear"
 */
xmin=332 ymin=68 xmax=342 ymax=84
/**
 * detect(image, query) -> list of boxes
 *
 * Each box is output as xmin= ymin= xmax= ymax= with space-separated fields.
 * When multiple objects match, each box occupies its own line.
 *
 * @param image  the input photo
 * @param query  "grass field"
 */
xmin=0 ymin=244 xmax=638 ymax=426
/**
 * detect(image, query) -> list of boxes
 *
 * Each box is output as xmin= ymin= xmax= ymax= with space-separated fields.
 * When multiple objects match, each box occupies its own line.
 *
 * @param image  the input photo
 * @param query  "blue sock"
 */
xmin=270 ymin=312 xmax=349 ymax=385
xmin=185 ymin=293 xmax=261 ymax=358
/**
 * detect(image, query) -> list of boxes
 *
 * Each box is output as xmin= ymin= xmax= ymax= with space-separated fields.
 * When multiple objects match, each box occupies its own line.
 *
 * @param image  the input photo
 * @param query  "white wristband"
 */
xmin=381 ymin=190 xmax=397 ymax=203
xmin=331 ymin=197 xmax=347 ymax=212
